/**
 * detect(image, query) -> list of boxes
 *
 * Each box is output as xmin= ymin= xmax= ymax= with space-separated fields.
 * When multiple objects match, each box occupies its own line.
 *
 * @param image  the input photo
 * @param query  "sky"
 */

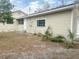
xmin=10 ymin=0 xmax=45 ymax=14
xmin=10 ymin=0 xmax=74 ymax=14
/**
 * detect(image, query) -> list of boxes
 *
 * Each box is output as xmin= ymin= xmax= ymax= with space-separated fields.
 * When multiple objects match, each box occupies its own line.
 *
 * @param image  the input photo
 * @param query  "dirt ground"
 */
xmin=0 ymin=32 xmax=63 ymax=53
xmin=0 ymin=32 xmax=79 ymax=59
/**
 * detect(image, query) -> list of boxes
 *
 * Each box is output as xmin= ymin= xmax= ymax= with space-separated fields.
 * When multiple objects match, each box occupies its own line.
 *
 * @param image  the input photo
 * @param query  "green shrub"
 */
xmin=64 ymin=30 xmax=77 ymax=48
xmin=64 ymin=40 xmax=74 ymax=48
xmin=67 ymin=30 xmax=76 ymax=44
xmin=42 ymin=28 xmax=78 ymax=48
xmin=51 ymin=35 xmax=65 ymax=43
xmin=42 ymin=26 xmax=53 ymax=40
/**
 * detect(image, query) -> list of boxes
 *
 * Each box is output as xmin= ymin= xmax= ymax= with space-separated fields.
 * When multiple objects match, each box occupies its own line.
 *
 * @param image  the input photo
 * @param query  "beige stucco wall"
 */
xmin=27 ymin=10 xmax=72 ymax=36
xmin=0 ymin=21 xmax=18 ymax=32
xmin=0 ymin=20 xmax=24 ymax=32
xmin=12 ymin=11 xmax=26 ymax=32
xmin=0 ymin=11 xmax=26 ymax=32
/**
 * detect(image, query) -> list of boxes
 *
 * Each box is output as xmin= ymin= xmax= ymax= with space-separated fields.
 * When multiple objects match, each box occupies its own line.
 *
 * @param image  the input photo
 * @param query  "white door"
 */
xmin=23 ymin=19 xmax=27 ymax=32
xmin=17 ymin=18 xmax=24 ymax=32
xmin=18 ymin=25 xmax=24 ymax=32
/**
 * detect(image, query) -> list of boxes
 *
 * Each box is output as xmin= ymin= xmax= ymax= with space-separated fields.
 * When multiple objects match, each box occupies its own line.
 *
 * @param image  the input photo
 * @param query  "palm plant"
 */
xmin=64 ymin=30 xmax=78 ymax=48
xmin=67 ymin=30 xmax=77 ymax=44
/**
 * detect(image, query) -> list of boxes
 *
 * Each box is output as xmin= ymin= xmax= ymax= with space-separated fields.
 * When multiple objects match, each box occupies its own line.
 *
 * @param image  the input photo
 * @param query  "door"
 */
xmin=17 ymin=18 xmax=24 ymax=32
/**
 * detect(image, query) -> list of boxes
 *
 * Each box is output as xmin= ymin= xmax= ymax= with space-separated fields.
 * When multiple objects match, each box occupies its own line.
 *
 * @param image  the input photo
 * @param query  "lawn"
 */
xmin=0 ymin=32 xmax=79 ymax=59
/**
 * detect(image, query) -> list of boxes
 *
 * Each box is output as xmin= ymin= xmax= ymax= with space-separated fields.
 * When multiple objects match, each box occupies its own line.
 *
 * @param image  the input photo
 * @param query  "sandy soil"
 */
xmin=0 ymin=32 xmax=78 ymax=59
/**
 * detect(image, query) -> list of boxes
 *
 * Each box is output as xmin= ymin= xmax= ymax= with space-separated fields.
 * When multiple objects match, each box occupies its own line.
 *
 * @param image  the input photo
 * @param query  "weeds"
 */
xmin=42 ymin=27 xmax=78 ymax=48
xmin=64 ymin=30 xmax=77 ymax=48
xmin=42 ymin=26 xmax=53 ymax=41
xmin=51 ymin=35 xmax=65 ymax=43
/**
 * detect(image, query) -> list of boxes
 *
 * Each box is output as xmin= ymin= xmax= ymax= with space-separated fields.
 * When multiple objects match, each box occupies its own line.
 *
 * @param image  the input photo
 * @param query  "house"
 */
xmin=0 ymin=10 xmax=26 ymax=32
xmin=12 ymin=10 xmax=27 ymax=32
xmin=24 ymin=3 xmax=79 ymax=36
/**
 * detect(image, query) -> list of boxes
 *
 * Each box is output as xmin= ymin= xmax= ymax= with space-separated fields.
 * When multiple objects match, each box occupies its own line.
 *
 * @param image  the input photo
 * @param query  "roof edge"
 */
xmin=12 ymin=10 xmax=27 ymax=16
xmin=26 ymin=4 xmax=75 ymax=18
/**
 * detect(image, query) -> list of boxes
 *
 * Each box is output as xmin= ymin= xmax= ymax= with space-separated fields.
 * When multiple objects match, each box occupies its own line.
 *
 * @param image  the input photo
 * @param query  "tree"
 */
xmin=43 ymin=1 xmax=50 ymax=10
xmin=0 ymin=0 xmax=14 ymax=24
xmin=35 ymin=1 xmax=50 ymax=13
xmin=58 ymin=0 xmax=65 ymax=6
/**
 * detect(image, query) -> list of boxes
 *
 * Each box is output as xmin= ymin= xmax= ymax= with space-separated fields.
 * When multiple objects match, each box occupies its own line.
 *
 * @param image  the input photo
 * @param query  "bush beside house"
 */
xmin=41 ymin=27 xmax=78 ymax=48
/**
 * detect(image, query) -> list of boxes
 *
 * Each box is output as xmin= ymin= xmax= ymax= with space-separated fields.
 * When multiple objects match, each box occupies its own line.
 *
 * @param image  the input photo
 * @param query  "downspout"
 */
xmin=72 ymin=3 xmax=79 ymax=34
xmin=71 ymin=9 xmax=73 ymax=32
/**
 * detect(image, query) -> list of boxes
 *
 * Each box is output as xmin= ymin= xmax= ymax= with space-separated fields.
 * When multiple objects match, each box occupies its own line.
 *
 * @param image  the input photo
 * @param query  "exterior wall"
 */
xmin=0 ymin=19 xmax=24 ymax=32
xmin=0 ymin=20 xmax=18 ymax=32
xmin=12 ymin=11 xmax=26 ymax=32
xmin=75 ymin=5 xmax=79 ymax=36
xmin=0 ymin=11 xmax=26 ymax=32
xmin=27 ymin=10 xmax=72 ymax=36
xmin=3 ymin=11 xmax=26 ymax=32
xmin=77 ymin=19 xmax=79 ymax=35
xmin=17 ymin=25 xmax=24 ymax=32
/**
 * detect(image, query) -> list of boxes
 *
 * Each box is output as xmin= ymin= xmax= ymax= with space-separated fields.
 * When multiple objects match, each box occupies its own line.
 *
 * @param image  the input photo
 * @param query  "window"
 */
xmin=37 ymin=20 xmax=45 ymax=27
xmin=17 ymin=18 xmax=24 ymax=25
